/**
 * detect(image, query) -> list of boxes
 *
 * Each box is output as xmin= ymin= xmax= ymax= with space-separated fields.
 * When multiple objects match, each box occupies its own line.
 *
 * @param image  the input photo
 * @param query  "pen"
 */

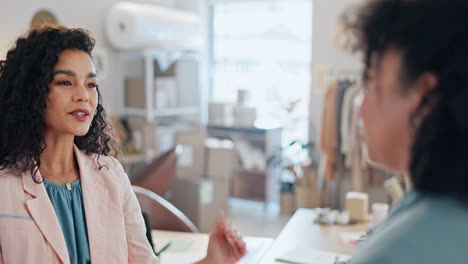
xmin=155 ymin=241 xmax=172 ymax=257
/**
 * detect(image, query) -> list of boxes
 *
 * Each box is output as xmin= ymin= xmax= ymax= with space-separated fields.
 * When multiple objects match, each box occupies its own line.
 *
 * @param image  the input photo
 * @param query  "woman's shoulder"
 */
xmin=0 ymin=166 xmax=24 ymax=180
xmin=0 ymin=166 xmax=26 ymax=196
xmin=80 ymin=152 xmax=128 ymax=184
xmin=351 ymin=194 xmax=468 ymax=264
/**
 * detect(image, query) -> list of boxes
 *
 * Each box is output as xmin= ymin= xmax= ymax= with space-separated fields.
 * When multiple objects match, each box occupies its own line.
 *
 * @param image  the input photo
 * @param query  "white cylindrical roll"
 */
xmin=106 ymin=2 xmax=202 ymax=51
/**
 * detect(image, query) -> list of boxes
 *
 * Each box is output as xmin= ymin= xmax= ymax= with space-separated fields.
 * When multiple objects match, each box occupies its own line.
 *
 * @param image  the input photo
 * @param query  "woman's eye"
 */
xmin=57 ymin=80 xmax=72 ymax=86
xmin=88 ymin=83 xmax=98 ymax=89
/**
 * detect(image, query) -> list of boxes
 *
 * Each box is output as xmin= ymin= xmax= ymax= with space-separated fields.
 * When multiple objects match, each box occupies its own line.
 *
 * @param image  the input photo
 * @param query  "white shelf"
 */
xmin=124 ymin=106 xmax=200 ymax=118
xmin=153 ymin=106 xmax=199 ymax=117
xmin=119 ymin=49 xmax=200 ymax=61
xmin=120 ymin=48 xmax=202 ymax=122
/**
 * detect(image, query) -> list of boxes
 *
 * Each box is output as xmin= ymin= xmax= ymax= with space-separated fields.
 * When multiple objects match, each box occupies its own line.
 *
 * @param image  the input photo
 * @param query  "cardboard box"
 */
xmin=212 ymin=178 xmax=230 ymax=217
xmin=232 ymin=170 xmax=265 ymax=201
xmin=125 ymin=78 xmax=146 ymax=108
xmin=280 ymin=192 xmax=296 ymax=215
xmin=155 ymin=126 xmax=176 ymax=156
xmin=176 ymin=59 xmax=201 ymax=107
xmin=295 ymin=185 xmax=321 ymax=209
xmin=208 ymin=103 xmax=234 ymax=126
xmin=155 ymin=77 xmax=177 ymax=109
xmin=346 ymin=192 xmax=369 ymax=222
xmin=176 ymin=129 xmax=206 ymax=179
xmin=204 ymin=138 xmax=234 ymax=179
xmin=168 ymin=178 xmax=230 ymax=233
xmin=301 ymin=164 xmax=317 ymax=186
xmin=125 ymin=77 xmax=176 ymax=109
xmin=233 ymin=106 xmax=257 ymax=127
xmin=130 ymin=120 xmax=158 ymax=154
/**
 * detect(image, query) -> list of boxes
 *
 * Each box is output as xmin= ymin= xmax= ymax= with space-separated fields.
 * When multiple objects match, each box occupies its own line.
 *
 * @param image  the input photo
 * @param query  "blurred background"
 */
xmin=0 ymin=0 xmax=403 ymax=254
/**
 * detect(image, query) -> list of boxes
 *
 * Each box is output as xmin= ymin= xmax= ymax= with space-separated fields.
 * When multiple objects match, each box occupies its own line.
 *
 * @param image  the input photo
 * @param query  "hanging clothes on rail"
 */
xmin=318 ymin=76 xmax=393 ymax=208
xmin=344 ymin=91 xmax=389 ymax=191
xmin=319 ymin=80 xmax=339 ymax=181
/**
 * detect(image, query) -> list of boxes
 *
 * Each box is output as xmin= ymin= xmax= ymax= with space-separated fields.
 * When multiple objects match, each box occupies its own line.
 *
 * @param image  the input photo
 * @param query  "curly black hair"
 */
xmin=0 ymin=25 xmax=119 ymax=182
xmin=344 ymin=0 xmax=468 ymax=202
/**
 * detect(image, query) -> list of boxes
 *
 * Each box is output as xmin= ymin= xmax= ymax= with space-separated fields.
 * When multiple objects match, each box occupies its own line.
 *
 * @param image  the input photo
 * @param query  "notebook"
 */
xmin=159 ymin=237 xmax=273 ymax=264
xmin=160 ymin=252 xmax=204 ymax=264
xmin=239 ymin=237 xmax=274 ymax=264
xmin=276 ymin=248 xmax=351 ymax=264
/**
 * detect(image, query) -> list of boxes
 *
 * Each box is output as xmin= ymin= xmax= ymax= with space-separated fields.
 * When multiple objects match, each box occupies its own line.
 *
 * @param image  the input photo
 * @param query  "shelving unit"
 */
xmin=207 ymin=125 xmax=283 ymax=204
xmin=124 ymin=106 xmax=200 ymax=119
xmin=120 ymin=49 xmax=201 ymax=122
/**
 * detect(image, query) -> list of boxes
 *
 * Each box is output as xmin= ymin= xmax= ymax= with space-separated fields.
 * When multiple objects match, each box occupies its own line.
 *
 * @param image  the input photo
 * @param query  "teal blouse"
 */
xmin=44 ymin=179 xmax=91 ymax=264
xmin=350 ymin=191 xmax=468 ymax=263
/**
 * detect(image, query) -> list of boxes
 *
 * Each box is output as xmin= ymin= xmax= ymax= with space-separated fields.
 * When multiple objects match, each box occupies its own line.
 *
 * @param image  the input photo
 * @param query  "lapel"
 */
xmin=22 ymin=166 xmax=70 ymax=264
xmin=74 ymin=145 xmax=109 ymax=263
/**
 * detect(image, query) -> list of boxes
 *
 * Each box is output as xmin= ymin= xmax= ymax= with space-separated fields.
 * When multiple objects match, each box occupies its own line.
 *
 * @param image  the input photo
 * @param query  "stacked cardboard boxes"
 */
xmin=346 ymin=192 xmax=369 ymax=222
xmin=175 ymin=129 xmax=206 ymax=179
xmin=233 ymin=106 xmax=257 ymax=127
xmin=293 ymin=164 xmax=323 ymax=211
xmin=129 ymin=120 xmax=176 ymax=156
xmin=129 ymin=120 xmax=158 ymax=154
xmin=170 ymin=134 xmax=234 ymax=232
xmin=124 ymin=77 xmax=177 ymax=109
xmin=208 ymin=103 xmax=234 ymax=127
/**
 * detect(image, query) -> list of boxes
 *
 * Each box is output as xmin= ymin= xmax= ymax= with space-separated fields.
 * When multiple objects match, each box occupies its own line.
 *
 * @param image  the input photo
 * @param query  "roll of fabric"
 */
xmin=106 ymin=2 xmax=202 ymax=51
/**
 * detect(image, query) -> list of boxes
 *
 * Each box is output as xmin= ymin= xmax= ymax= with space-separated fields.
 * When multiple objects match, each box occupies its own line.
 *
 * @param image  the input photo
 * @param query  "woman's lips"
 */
xmin=68 ymin=109 xmax=90 ymax=121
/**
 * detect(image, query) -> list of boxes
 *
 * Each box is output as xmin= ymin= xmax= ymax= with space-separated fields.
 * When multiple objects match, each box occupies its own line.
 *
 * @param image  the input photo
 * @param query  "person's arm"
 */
xmin=116 ymin=159 xmax=159 ymax=264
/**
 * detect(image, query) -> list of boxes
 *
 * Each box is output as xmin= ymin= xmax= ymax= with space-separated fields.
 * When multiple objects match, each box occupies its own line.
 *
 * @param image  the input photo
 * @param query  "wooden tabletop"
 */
xmin=152 ymin=230 xmax=274 ymax=263
xmin=259 ymin=208 xmax=368 ymax=264
xmin=153 ymin=209 xmax=368 ymax=264
xmin=152 ymin=230 xmax=209 ymax=254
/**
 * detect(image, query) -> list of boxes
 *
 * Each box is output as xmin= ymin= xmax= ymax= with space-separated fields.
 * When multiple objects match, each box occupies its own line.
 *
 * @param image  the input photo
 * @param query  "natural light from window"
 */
xmin=211 ymin=0 xmax=312 ymax=143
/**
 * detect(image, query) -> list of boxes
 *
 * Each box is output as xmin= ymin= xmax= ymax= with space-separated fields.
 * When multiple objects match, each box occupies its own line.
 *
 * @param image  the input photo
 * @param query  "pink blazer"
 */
xmin=0 ymin=145 xmax=158 ymax=263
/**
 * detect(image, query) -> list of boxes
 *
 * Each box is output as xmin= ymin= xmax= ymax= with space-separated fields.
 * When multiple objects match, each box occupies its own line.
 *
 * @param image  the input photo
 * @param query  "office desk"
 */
xmin=259 ymin=208 xmax=368 ymax=264
xmin=153 ymin=209 xmax=367 ymax=264
xmin=152 ymin=230 xmax=274 ymax=263
xmin=152 ymin=230 xmax=209 ymax=254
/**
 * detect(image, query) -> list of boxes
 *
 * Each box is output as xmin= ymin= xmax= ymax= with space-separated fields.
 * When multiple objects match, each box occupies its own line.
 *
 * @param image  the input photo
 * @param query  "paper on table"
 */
xmin=154 ymin=238 xmax=193 ymax=253
xmin=159 ymin=236 xmax=273 ymax=264
xmin=276 ymin=248 xmax=351 ymax=264
xmin=159 ymin=252 xmax=204 ymax=264
xmin=239 ymin=237 xmax=274 ymax=264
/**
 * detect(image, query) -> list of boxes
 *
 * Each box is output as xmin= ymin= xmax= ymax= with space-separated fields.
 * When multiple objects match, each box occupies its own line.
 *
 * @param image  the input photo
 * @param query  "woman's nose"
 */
xmin=72 ymin=84 xmax=89 ymax=102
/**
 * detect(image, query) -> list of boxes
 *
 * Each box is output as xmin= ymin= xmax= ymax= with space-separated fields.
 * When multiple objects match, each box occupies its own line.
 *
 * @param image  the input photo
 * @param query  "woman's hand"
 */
xmin=196 ymin=217 xmax=247 ymax=264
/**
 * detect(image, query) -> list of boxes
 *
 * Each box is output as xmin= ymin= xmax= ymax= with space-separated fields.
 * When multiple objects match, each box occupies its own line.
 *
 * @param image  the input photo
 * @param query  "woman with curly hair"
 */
xmin=0 ymin=25 xmax=245 ymax=264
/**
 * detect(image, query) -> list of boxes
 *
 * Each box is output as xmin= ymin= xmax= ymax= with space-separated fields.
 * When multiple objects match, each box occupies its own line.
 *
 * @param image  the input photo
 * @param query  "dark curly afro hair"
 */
xmin=0 ymin=25 xmax=119 ymax=182
xmin=343 ymin=0 xmax=468 ymax=203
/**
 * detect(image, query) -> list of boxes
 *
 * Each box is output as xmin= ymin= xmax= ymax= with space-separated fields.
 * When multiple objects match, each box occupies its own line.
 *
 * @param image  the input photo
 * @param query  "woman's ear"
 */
xmin=409 ymin=72 xmax=439 ymax=125
xmin=416 ymin=72 xmax=438 ymax=98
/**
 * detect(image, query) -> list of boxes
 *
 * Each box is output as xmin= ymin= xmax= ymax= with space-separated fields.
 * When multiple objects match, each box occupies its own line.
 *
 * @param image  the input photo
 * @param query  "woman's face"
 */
xmin=43 ymin=49 xmax=98 ymax=137
xmin=359 ymin=49 xmax=422 ymax=173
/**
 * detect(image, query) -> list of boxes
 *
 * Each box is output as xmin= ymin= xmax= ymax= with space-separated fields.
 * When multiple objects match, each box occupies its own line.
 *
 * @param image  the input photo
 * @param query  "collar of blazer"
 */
xmin=21 ymin=144 xmax=110 ymax=264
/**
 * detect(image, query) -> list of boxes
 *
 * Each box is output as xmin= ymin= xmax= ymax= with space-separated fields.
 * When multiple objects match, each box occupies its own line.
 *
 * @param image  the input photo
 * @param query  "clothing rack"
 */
xmin=325 ymin=69 xmax=362 ymax=87
xmin=319 ymin=72 xmax=393 ymax=209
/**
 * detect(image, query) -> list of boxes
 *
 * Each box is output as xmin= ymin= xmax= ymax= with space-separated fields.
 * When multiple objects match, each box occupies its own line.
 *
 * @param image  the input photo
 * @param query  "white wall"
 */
xmin=0 ymin=0 xmax=181 ymax=116
xmin=309 ymin=0 xmax=364 ymax=141
xmin=0 ymin=0 xmax=362 ymax=126
xmin=0 ymin=0 xmax=122 ymax=115
xmin=176 ymin=0 xmax=210 ymax=124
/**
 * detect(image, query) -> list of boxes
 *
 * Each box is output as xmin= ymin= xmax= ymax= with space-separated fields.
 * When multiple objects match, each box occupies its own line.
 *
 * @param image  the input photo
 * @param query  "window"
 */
xmin=210 ymin=0 xmax=312 ymax=143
